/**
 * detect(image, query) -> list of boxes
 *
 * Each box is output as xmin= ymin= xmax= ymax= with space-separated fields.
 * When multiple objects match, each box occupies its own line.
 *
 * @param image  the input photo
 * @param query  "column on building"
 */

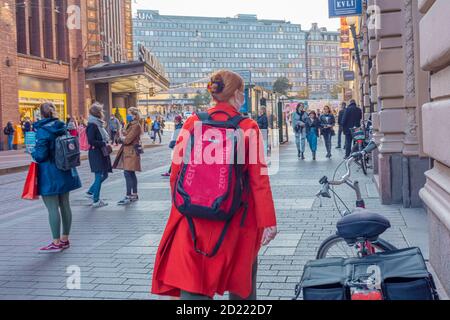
xmin=400 ymin=0 xmax=430 ymax=208
xmin=0 ymin=0 xmax=20 ymax=150
xmin=418 ymin=0 xmax=450 ymax=295
xmin=367 ymin=0 xmax=382 ymax=175
xmin=374 ymin=0 xmax=407 ymax=205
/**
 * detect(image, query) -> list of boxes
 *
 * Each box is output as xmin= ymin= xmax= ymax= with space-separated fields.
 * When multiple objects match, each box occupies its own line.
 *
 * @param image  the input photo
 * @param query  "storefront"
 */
xmin=18 ymin=76 xmax=67 ymax=121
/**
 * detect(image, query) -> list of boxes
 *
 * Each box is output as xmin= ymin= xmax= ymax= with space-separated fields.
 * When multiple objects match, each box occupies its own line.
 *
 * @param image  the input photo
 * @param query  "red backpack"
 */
xmin=174 ymin=111 xmax=249 ymax=258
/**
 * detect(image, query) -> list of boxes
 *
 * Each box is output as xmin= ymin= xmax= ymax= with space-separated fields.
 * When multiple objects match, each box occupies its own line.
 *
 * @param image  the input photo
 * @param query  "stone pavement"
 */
xmin=0 ymin=132 xmax=447 ymax=300
xmin=0 ymin=134 xmax=162 ymax=175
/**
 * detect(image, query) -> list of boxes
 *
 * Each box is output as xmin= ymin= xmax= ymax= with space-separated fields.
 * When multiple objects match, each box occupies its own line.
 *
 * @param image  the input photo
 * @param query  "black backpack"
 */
xmin=55 ymin=133 xmax=81 ymax=171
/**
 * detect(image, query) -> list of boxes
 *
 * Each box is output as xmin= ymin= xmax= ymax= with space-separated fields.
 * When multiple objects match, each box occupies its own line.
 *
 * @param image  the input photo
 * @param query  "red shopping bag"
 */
xmin=22 ymin=162 xmax=39 ymax=200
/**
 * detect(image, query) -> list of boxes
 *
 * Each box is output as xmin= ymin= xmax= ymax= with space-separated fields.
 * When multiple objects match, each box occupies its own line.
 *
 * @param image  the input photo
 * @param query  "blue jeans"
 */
xmin=7 ymin=135 xmax=13 ymax=150
xmin=88 ymin=172 xmax=109 ymax=202
xmin=295 ymin=131 xmax=306 ymax=154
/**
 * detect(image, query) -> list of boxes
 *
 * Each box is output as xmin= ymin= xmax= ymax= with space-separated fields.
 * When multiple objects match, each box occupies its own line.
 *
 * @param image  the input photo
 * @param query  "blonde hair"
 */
xmin=209 ymin=70 xmax=244 ymax=103
xmin=128 ymin=107 xmax=141 ymax=120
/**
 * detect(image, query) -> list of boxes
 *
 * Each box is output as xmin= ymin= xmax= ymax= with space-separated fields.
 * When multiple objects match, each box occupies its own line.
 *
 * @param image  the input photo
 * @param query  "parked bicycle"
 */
xmin=294 ymin=141 xmax=440 ymax=301
xmin=315 ymin=141 xmax=397 ymax=259
xmin=350 ymin=126 xmax=371 ymax=175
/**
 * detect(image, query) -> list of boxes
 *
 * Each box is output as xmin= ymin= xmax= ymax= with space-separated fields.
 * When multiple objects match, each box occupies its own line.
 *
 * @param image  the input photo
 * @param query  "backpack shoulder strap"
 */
xmin=197 ymin=112 xmax=210 ymax=122
xmin=229 ymin=115 xmax=246 ymax=129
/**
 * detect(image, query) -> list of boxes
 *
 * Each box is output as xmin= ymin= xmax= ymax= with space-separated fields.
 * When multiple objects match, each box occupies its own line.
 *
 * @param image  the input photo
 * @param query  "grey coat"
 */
xmin=292 ymin=111 xmax=308 ymax=135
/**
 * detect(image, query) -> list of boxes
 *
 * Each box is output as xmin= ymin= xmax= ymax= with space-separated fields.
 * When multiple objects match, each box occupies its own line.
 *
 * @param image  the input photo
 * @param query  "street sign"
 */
xmin=343 ymin=70 xmax=355 ymax=81
xmin=329 ymin=0 xmax=363 ymax=18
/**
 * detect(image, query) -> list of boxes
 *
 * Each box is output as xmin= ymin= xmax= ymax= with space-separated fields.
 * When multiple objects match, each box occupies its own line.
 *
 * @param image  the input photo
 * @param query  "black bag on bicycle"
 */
xmin=295 ymin=247 xmax=440 ymax=300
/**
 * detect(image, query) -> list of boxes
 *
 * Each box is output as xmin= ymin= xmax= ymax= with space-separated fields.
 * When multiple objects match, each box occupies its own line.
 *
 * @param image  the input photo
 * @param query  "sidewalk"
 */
xmin=0 ymin=134 xmax=447 ymax=300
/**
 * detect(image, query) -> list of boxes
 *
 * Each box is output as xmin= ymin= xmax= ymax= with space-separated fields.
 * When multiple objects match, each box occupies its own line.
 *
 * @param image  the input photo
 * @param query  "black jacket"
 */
xmin=342 ymin=103 xmax=362 ymax=135
xmin=257 ymin=114 xmax=269 ymax=130
xmin=87 ymin=123 xmax=112 ymax=173
xmin=319 ymin=114 xmax=336 ymax=135
xmin=338 ymin=109 xmax=346 ymax=126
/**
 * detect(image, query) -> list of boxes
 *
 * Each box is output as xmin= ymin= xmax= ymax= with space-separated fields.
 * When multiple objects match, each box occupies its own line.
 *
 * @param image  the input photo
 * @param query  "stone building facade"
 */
xmin=358 ymin=0 xmax=449 ymax=294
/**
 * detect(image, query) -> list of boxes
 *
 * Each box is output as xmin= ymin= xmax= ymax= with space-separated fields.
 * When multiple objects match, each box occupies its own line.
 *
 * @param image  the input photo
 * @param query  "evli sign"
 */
xmin=328 ymin=0 xmax=363 ymax=18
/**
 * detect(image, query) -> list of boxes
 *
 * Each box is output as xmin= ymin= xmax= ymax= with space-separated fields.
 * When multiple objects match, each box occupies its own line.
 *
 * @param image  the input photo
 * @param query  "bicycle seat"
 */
xmin=336 ymin=209 xmax=391 ymax=243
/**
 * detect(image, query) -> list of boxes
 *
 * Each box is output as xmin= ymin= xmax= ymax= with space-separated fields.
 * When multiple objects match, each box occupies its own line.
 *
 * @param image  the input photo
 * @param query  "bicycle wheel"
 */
xmin=316 ymin=234 xmax=397 ymax=259
xmin=357 ymin=143 xmax=368 ymax=175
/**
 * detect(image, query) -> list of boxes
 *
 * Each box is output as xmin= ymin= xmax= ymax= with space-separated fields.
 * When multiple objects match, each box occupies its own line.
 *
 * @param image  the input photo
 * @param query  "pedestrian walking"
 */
xmin=342 ymin=99 xmax=363 ymax=158
xmin=145 ymin=116 xmax=153 ymax=134
xmin=22 ymin=117 xmax=32 ymax=133
xmin=108 ymin=114 xmax=121 ymax=146
xmin=336 ymin=102 xmax=346 ymax=149
xmin=113 ymin=107 xmax=143 ymax=205
xmin=86 ymin=102 xmax=112 ymax=208
xmin=161 ymin=118 xmax=166 ymax=136
xmin=161 ymin=115 xmax=183 ymax=177
xmin=3 ymin=121 xmax=15 ymax=150
xmin=257 ymin=107 xmax=269 ymax=157
xmin=292 ymin=103 xmax=308 ymax=160
xmin=152 ymin=70 xmax=277 ymax=300
xmin=320 ymin=105 xmax=336 ymax=159
xmin=306 ymin=111 xmax=321 ymax=161
xmin=67 ymin=116 xmax=78 ymax=137
xmin=151 ymin=117 xmax=162 ymax=144
xmin=31 ymin=103 xmax=82 ymax=253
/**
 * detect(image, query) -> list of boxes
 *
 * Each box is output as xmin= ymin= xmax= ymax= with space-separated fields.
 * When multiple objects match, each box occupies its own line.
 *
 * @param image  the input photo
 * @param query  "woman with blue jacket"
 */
xmin=32 ymin=103 xmax=82 ymax=253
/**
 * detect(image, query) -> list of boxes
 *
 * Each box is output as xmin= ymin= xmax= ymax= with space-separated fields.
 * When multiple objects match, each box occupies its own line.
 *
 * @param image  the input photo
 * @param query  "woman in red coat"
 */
xmin=152 ymin=70 xmax=278 ymax=300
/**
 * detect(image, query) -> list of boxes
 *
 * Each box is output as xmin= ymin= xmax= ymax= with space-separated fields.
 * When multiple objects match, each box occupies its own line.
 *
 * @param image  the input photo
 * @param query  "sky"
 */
xmin=132 ymin=0 xmax=341 ymax=32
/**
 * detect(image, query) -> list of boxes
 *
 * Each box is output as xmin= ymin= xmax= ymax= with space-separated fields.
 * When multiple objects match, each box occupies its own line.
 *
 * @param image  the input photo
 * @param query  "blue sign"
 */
xmin=240 ymin=88 xmax=250 ymax=114
xmin=234 ymin=70 xmax=252 ymax=85
xmin=328 ymin=0 xmax=363 ymax=18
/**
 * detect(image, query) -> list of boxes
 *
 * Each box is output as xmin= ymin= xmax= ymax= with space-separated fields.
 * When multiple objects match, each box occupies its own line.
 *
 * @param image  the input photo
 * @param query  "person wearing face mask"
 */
xmin=113 ymin=107 xmax=143 ymax=205
xmin=152 ymin=70 xmax=278 ymax=301
xmin=306 ymin=111 xmax=321 ymax=161
xmin=292 ymin=103 xmax=308 ymax=160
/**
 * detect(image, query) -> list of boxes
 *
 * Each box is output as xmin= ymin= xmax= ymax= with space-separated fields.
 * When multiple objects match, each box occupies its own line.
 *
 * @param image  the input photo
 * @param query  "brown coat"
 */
xmin=113 ymin=120 xmax=142 ymax=172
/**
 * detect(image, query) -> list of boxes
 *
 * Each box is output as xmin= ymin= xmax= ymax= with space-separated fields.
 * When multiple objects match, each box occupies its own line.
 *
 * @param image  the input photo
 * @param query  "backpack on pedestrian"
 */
xmin=173 ymin=111 xmax=249 ymax=258
xmin=54 ymin=133 xmax=81 ymax=171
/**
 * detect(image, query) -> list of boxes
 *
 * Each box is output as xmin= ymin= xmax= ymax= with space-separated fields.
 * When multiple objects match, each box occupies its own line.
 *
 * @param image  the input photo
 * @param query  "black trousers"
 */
xmin=124 ymin=170 xmax=138 ymax=195
xmin=337 ymin=126 xmax=343 ymax=148
xmin=345 ymin=133 xmax=354 ymax=158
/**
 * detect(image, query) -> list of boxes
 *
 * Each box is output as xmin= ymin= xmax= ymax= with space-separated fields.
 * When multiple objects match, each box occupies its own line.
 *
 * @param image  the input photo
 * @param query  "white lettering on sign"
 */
xmin=336 ymin=0 xmax=356 ymax=10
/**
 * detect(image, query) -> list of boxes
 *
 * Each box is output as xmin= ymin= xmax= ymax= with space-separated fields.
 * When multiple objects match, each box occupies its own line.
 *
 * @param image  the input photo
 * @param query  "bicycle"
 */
xmin=350 ymin=127 xmax=371 ymax=175
xmin=315 ymin=141 xmax=397 ymax=259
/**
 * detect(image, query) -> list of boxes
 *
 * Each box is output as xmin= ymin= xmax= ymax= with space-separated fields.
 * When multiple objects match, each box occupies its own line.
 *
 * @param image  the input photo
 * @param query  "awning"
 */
xmin=85 ymin=61 xmax=170 ymax=94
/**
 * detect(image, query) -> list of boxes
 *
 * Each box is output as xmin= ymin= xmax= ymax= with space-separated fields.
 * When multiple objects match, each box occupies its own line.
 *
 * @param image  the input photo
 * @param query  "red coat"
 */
xmin=151 ymin=102 xmax=277 ymax=299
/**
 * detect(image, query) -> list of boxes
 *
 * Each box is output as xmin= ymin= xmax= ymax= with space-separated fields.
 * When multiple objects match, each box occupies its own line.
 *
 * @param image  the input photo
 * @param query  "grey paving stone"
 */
xmin=94 ymin=284 xmax=130 ymax=292
xmin=94 ymin=291 xmax=133 ymax=299
xmin=30 ymin=289 xmax=67 ymax=296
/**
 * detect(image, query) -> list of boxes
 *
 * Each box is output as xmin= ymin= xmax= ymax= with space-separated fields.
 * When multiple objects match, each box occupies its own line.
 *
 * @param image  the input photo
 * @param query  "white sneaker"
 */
xmin=92 ymin=200 xmax=108 ymax=208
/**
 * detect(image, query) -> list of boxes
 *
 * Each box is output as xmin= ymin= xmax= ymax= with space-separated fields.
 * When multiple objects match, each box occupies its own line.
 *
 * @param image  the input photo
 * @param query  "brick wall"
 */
xmin=0 ymin=0 xmax=20 ymax=150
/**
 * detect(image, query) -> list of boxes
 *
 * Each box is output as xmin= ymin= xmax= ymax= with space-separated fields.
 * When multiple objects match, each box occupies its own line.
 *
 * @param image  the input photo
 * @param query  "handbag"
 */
xmin=101 ymin=144 xmax=113 ymax=157
xmin=22 ymin=162 xmax=39 ymax=200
